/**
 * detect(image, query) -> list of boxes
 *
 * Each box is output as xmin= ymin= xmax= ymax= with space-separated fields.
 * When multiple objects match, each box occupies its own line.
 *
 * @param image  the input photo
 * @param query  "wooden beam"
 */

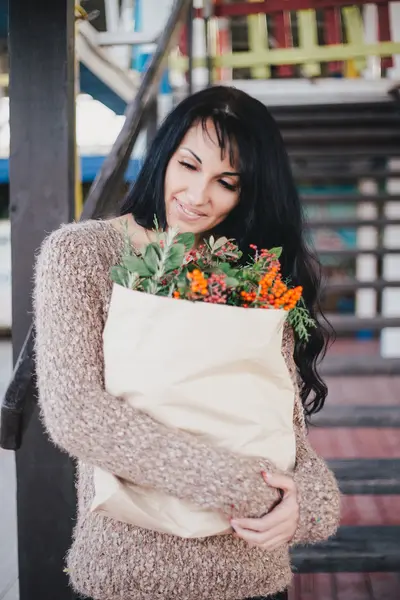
xmin=76 ymin=21 xmax=139 ymax=103
xmin=292 ymin=526 xmax=400 ymax=573
xmin=169 ymin=41 xmax=400 ymax=71
xmin=9 ymin=0 xmax=78 ymax=599
xmin=297 ymin=9 xmax=320 ymax=77
xmin=195 ymin=1 xmax=397 ymax=19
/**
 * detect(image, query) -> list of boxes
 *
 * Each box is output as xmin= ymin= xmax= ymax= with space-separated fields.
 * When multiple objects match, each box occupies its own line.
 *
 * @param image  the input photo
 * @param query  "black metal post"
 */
xmin=9 ymin=1 xmax=77 ymax=599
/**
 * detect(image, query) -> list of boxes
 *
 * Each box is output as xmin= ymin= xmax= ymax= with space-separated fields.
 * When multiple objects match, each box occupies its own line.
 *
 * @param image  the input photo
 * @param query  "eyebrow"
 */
xmin=181 ymin=147 xmax=202 ymax=164
xmin=181 ymin=147 xmax=240 ymax=177
xmin=220 ymin=171 xmax=240 ymax=177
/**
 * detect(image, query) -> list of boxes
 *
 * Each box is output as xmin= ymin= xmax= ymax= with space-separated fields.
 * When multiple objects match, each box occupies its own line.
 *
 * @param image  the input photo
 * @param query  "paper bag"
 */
xmin=91 ymin=283 xmax=296 ymax=538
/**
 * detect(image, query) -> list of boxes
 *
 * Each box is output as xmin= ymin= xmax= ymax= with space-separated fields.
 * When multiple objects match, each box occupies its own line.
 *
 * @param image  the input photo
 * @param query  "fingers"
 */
xmin=231 ymin=492 xmax=299 ymax=549
xmin=260 ymin=533 xmax=289 ymax=551
xmin=232 ymin=493 xmax=296 ymax=532
xmin=263 ymin=472 xmax=297 ymax=494
xmin=231 ymin=516 xmax=266 ymax=532
xmin=232 ymin=520 xmax=289 ymax=547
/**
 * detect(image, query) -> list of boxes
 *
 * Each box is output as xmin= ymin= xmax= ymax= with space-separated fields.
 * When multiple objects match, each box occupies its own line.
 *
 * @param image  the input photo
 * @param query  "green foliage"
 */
xmin=110 ymin=219 xmax=316 ymax=342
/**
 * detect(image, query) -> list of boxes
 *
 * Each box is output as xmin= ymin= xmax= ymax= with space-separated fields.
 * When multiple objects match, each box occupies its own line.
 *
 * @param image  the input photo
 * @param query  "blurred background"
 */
xmin=1 ymin=1 xmax=400 ymax=599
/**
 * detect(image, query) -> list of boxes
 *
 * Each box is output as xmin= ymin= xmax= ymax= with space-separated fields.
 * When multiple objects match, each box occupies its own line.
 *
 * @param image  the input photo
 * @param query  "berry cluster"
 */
xmin=187 ymin=269 xmax=208 ymax=296
xmin=204 ymin=273 xmax=228 ymax=304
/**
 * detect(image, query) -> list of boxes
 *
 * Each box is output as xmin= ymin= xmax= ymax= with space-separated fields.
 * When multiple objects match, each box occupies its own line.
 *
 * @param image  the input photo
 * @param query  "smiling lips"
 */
xmin=174 ymin=198 xmax=207 ymax=221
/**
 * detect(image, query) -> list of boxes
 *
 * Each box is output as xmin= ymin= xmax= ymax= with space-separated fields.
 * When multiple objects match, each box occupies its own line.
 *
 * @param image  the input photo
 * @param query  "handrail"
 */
xmin=0 ymin=0 xmax=192 ymax=451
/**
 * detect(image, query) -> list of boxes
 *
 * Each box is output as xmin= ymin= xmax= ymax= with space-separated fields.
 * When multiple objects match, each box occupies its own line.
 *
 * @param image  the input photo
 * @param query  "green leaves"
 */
xmin=217 ymin=262 xmax=232 ymax=274
xmin=175 ymin=232 xmax=195 ymax=252
xmin=165 ymin=243 xmax=186 ymax=272
xmin=225 ymin=276 xmax=239 ymax=287
xmin=269 ymin=247 xmax=283 ymax=259
xmin=144 ymin=244 xmax=161 ymax=274
xmin=123 ymin=255 xmax=152 ymax=277
xmin=108 ymin=214 xmax=315 ymax=344
xmin=287 ymin=306 xmax=317 ymax=343
xmin=208 ymin=236 xmax=227 ymax=252
xmin=110 ymin=266 xmax=129 ymax=286
xmin=216 ymin=262 xmax=240 ymax=287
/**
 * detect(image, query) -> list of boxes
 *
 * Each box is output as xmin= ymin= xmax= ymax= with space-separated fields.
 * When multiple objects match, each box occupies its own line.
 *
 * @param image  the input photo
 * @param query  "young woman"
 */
xmin=33 ymin=86 xmax=340 ymax=600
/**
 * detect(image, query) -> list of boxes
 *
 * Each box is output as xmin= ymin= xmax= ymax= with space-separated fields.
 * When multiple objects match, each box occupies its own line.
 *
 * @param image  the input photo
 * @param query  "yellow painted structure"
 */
xmin=297 ymin=10 xmax=321 ymax=77
xmin=170 ymin=41 xmax=400 ymax=72
xmin=247 ymin=0 xmax=269 ymax=79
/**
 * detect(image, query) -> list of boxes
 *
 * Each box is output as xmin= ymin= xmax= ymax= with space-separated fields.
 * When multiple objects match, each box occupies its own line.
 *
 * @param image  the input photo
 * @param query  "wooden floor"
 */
xmin=290 ymin=572 xmax=400 ymax=600
xmin=1 ymin=338 xmax=400 ymax=600
xmin=290 ymin=344 xmax=400 ymax=600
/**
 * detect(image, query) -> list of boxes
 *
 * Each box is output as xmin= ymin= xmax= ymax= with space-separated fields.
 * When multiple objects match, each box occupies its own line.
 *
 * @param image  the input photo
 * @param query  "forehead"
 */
xmin=179 ymin=120 xmax=237 ymax=168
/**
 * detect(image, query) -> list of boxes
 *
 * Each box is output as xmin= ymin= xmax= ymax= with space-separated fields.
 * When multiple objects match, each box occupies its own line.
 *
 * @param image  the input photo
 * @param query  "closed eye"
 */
xmin=179 ymin=160 xmax=196 ymax=171
xmin=219 ymin=179 xmax=238 ymax=192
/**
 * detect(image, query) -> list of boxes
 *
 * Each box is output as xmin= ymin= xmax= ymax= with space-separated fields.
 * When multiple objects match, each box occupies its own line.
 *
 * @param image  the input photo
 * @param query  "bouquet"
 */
xmin=91 ymin=223 xmax=316 ymax=538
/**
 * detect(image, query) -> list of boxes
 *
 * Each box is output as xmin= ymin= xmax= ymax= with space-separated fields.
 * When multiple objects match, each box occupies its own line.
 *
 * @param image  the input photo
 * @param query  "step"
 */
xmin=328 ymin=459 xmax=400 ymax=495
xmin=283 ymin=128 xmax=400 ymax=145
xmin=269 ymin=100 xmax=399 ymax=116
xmin=291 ymin=526 xmax=400 ymax=573
xmin=301 ymin=193 xmax=399 ymax=205
xmin=275 ymin=113 xmax=400 ymax=127
xmin=321 ymin=355 xmax=400 ymax=376
xmin=293 ymin=169 xmax=400 ymax=182
xmin=312 ymin=406 xmax=400 ymax=427
xmin=288 ymin=146 xmax=400 ymax=158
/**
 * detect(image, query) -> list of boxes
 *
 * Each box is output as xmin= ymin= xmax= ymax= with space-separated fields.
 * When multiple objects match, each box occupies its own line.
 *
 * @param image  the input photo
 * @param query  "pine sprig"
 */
xmin=287 ymin=304 xmax=317 ymax=342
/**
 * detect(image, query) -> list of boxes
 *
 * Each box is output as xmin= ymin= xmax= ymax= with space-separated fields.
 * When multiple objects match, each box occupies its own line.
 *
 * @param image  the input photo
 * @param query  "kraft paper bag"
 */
xmin=91 ymin=283 xmax=296 ymax=538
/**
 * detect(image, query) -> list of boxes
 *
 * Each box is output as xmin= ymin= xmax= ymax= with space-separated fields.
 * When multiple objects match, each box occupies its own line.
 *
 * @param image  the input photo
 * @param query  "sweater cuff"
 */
xmin=290 ymin=466 xmax=341 ymax=546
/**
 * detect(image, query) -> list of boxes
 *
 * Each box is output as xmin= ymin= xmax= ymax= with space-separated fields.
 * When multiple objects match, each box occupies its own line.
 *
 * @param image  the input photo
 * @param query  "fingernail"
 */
xmin=230 ymin=519 xmax=238 ymax=528
xmin=261 ymin=471 xmax=269 ymax=481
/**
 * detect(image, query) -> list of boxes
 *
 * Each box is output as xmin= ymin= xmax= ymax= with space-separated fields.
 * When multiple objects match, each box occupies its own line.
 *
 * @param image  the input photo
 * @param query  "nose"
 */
xmin=186 ymin=179 xmax=208 ymax=207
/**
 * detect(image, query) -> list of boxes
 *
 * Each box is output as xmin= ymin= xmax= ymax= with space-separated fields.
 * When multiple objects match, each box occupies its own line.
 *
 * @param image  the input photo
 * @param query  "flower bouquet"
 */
xmin=91 ymin=223 xmax=316 ymax=538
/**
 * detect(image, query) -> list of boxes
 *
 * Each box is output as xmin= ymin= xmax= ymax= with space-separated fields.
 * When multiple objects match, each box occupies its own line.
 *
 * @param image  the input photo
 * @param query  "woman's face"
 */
xmin=164 ymin=120 xmax=240 ymax=237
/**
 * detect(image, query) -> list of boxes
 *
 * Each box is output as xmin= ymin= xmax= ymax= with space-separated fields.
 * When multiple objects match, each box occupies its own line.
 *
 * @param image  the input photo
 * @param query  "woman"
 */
xmin=33 ymin=86 xmax=340 ymax=600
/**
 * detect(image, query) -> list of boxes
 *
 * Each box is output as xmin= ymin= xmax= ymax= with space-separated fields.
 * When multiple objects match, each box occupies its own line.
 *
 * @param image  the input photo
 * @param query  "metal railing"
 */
xmin=0 ymin=0 xmax=193 ymax=451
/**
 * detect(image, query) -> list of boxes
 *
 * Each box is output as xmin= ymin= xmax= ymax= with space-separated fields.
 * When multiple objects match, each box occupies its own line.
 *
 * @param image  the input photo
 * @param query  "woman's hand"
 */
xmin=230 ymin=472 xmax=299 ymax=550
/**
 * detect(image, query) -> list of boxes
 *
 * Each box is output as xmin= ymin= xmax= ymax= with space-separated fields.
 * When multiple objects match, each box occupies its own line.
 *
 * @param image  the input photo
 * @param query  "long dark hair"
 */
xmin=120 ymin=86 xmax=332 ymax=416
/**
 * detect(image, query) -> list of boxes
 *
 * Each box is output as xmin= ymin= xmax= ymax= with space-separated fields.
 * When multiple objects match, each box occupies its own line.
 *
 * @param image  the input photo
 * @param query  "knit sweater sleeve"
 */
xmin=282 ymin=326 xmax=341 ymax=545
xmin=33 ymin=222 xmax=280 ymax=517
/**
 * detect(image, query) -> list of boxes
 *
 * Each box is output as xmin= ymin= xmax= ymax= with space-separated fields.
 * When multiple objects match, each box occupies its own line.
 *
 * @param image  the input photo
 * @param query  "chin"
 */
xmin=167 ymin=216 xmax=206 ymax=235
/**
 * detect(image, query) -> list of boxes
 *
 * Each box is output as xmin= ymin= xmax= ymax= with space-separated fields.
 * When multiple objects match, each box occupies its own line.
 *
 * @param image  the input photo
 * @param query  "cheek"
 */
xmin=211 ymin=190 xmax=240 ymax=219
xmin=164 ymin=162 xmax=181 ymax=198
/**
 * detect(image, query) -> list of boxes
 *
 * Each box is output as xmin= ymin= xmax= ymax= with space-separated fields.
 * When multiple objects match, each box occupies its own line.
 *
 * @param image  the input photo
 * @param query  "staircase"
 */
xmin=265 ymin=98 xmax=400 ymax=576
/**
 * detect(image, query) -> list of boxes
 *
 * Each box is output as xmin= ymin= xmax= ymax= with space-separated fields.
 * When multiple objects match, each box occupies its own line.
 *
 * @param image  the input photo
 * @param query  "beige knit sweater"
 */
xmin=33 ymin=218 xmax=340 ymax=600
